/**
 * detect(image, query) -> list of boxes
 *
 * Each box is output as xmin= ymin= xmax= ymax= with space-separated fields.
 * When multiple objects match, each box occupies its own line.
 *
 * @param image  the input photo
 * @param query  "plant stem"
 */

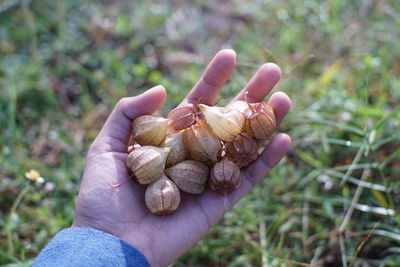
xmin=259 ymin=221 xmax=269 ymax=267
xmin=7 ymin=185 xmax=30 ymax=256
xmin=22 ymin=0 xmax=38 ymax=60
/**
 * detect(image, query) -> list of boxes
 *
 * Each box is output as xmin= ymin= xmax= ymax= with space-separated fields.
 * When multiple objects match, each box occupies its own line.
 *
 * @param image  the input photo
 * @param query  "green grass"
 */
xmin=1 ymin=0 xmax=400 ymax=266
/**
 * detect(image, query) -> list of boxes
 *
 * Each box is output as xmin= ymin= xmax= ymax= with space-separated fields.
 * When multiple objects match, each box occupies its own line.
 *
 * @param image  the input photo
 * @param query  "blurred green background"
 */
xmin=1 ymin=0 xmax=399 ymax=266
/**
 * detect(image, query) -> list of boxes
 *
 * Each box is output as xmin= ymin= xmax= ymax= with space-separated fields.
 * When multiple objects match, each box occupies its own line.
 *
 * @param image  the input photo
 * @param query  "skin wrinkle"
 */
xmin=100 ymin=103 xmax=131 ymax=132
xmin=203 ymin=72 xmax=225 ymax=88
xmin=187 ymin=79 xmax=217 ymax=104
xmin=87 ymin=152 xmax=128 ymax=166
xmin=140 ymin=225 xmax=157 ymax=267
xmin=90 ymin=128 xmax=131 ymax=154
xmin=229 ymin=177 xmax=254 ymax=206
xmin=193 ymin=196 xmax=212 ymax=230
xmin=244 ymin=170 xmax=258 ymax=188
xmin=87 ymin=152 xmax=127 ymax=169
xmin=76 ymin=192 xmax=114 ymax=232
xmin=243 ymin=161 xmax=267 ymax=188
xmin=105 ymin=130 xmax=130 ymax=148
xmin=118 ymin=97 xmax=148 ymax=120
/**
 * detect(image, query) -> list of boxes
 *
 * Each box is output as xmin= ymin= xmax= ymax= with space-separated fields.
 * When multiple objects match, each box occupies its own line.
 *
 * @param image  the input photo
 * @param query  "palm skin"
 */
xmin=73 ymin=49 xmax=292 ymax=267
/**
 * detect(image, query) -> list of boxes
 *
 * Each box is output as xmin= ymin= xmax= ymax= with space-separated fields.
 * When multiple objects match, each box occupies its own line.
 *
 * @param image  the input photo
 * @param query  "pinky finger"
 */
xmin=268 ymin=91 xmax=291 ymax=126
xmin=230 ymin=133 xmax=292 ymax=203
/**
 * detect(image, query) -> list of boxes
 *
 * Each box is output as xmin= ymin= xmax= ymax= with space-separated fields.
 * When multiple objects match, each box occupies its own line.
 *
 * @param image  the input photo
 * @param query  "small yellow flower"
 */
xmin=25 ymin=169 xmax=45 ymax=184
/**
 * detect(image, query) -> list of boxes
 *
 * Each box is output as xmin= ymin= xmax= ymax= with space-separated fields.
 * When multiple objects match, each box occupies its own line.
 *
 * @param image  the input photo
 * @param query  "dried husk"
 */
xmin=126 ymin=146 xmax=170 ymax=184
xmin=228 ymin=100 xmax=249 ymax=113
xmin=226 ymin=152 xmax=258 ymax=169
xmin=226 ymin=132 xmax=259 ymax=168
xmin=167 ymin=104 xmax=197 ymax=131
xmin=198 ymin=104 xmax=244 ymax=142
xmin=161 ymin=131 xmax=188 ymax=167
xmin=226 ymin=132 xmax=258 ymax=155
xmin=209 ymin=159 xmax=243 ymax=194
xmin=243 ymin=102 xmax=276 ymax=140
xmin=165 ymin=160 xmax=209 ymax=194
xmin=132 ymin=115 xmax=171 ymax=146
xmin=145 ymin=174 xmax=180 ymax=215
xmin=183 ymin=120 xmax=222 ymax=163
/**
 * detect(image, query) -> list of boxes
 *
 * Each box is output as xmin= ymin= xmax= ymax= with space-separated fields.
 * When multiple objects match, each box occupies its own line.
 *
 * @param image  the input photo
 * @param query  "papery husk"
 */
xmin=198 ymin=104 xmax=244 ymax=142
xmin=145 ymin=174 xmax=180 ymax=215
xmin=228 ymin=100 xmax=249 ymax=113
xmin=132 ymin=115 xmax=171 ymax=146
xmin=183 ymin=120 xmax=222 ymax=163
xmin=226 ymin=132 xmax=258 ymax=155
xmin=243 ymin=102 xmax=276 ymax=140
xmin=165 ymin=160 xmax=209 ymax=194
xmin=126 ymin=146 xmax=170 ymax=184
xmin=226 ymin=132 xmax=259 ymax=168
xmin=226 ymin=151 xmax=258 ymax=169
xmin=167 ymin=104 xmax=197 ymax=131
xmin=209 ymin=159 xmax=243 ymax=194
xmin=161 ymin=131 xmax=188 ymax=167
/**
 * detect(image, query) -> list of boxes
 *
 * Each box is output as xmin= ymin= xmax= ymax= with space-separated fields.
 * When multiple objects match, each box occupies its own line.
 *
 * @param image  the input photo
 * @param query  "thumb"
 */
xmin=90 ymin=85 xmax=167 ymax=154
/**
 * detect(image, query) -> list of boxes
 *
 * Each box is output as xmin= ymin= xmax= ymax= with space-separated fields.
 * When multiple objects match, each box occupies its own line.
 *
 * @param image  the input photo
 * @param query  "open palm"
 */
xmin=73 ymin=49 xmax=291 ymax=267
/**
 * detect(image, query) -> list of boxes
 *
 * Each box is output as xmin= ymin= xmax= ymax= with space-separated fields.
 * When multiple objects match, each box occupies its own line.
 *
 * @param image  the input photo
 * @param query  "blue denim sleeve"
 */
xmin=33 ymin=227 xmax=150 ymax=267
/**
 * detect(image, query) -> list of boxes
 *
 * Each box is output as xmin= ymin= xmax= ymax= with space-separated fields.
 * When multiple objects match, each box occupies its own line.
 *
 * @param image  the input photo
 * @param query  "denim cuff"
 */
xmin=34 ymin=227 xmax=150 ymax=267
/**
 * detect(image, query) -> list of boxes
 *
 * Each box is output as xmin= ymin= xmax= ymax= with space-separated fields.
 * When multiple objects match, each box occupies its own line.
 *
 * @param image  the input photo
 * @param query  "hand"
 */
xmin=73 ymin=49 xmax=291 ymax=267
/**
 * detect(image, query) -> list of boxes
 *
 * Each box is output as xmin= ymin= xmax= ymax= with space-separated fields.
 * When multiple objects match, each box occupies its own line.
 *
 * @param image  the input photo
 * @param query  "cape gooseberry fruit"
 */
xmin=165 ymin=160 xmax=209 ymax=194
xmin=145 ymin=174 xmax=181 ymax=215
xmin=125 ymin=146 xmax=170 ymax=184
xmin=209 ymin=159 xmax=243 ymax=194
xmin=132 ymin=115 xmax=171 ymax=146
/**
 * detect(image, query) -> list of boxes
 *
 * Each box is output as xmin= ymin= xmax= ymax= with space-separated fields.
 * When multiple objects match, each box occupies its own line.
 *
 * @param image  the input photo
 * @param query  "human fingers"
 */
xmin=268 ymin=91 xmax=291 ymax=126
xmin=231 ymin=63 xmax=281 ymax=103
xmin=89 ymin=85 xmax=167 ymax=154
xmin=230 ymin=133 xmax=291 ymax=204
xmin=182 ymin=49 xmax=236 ymax=105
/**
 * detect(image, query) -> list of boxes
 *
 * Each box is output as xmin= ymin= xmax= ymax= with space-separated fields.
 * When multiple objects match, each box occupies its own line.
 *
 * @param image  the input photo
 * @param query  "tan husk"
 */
xmin=132 ymin=115 xmax=171 ymax=146
xmin=226 ymin=132 xmax=258 ymax=155
xmin=165 ymin=160 xmax=209 ymax=194
xmin=183 ymin=120 xmax=222 ymax=163
xmin=167 ymin=104 xmax=197 ymax=131
xmin=198 ymin=104 xmax=244 ymax=142
xmin=145 ymin=174 xmax=180 ymax=215
xmin=126 ymin=146 xmax=170 ymax=184
xmin=209 ymin=159 xmax=243 ymax=194
xmin=161 ymin=131 xmax=188 ymax=167
xmin=226 ymin=132 xmax=259 ymax=168
xmin=243 ymin=102 xmax=276 ymax=140
xmin=228 ymin=100 xmax=249 ymax=113
xmin=226 ymin=152 xmax=258 ymax=169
